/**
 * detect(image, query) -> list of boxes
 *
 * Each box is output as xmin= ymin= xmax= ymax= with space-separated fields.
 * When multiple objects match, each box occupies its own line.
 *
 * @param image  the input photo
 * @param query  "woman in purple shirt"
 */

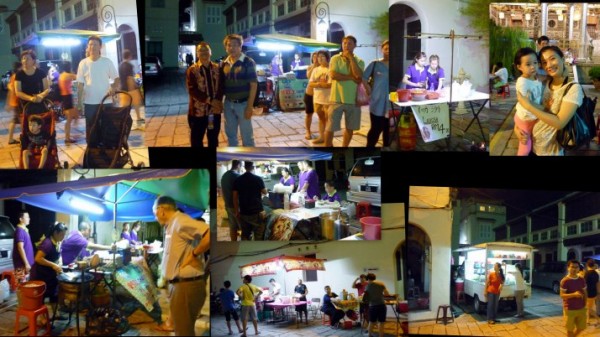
xmin=321 ymin=181 xmax=342 ymax=202
xmin=121 ymin=222 xmax=132 ymax=243
xmin=30 ymin=222 xmax=67 ymax=303
xmin=279 ymin=168 xmax=296 ymax=190
xmin=301 ymin=160 xmax=319 ymax=199
xmin=130 ymin=221 xmax=142 ymax=244
xmin=401 ymin=52 xmax=428 ymax=89
xmin=297 ymin=161 xmax=306 ymax=192
xmin=13 ymin=212 xmax=34 ymax=284
xmin=425 ymin=55 xmax=445 ymax=91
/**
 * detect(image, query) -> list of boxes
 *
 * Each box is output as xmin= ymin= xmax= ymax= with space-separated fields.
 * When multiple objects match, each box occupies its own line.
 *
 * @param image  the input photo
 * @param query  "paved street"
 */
xmin=145 ymin=68 xmax=488 ymax=151
xmin=0 ymin=91 xmax=149 ymax=169
xmin=409 ymin=287 xmax=599 ymax=336
xmin=490 ymin=82 xmax=600 ymax=156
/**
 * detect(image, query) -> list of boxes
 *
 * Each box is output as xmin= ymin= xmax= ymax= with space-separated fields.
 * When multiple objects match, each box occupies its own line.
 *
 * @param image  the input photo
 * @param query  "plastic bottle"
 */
xmin=208 ymin=113 xmax=214 ymax=130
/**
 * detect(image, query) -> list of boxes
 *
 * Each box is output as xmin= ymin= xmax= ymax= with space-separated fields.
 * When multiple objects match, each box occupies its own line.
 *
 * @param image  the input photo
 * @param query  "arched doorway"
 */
xmin=118 ymin=24 xmax=139 ymax=62
xmin=389 ymin=3 xmax=421 ymax=90
xmin=330 ymin=22 xmax=344 ymax=45
xmin=406 ymin=223 xmax=431 ymax=311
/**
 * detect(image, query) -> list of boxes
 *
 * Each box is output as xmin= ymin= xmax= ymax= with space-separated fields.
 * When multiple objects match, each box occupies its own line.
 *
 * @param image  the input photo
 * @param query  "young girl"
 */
xmin=402 ymin=52 xmax=428 ymax=89
xmin=514 ymin=48 xmax=543 ymax=156
xmin=426 ymin=55 xmax=445 ymax=91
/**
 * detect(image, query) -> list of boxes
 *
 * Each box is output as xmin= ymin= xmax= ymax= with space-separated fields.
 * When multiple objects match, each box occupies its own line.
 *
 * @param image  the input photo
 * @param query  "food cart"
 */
xmin=455 ymin=242 xmax=534 ymax=313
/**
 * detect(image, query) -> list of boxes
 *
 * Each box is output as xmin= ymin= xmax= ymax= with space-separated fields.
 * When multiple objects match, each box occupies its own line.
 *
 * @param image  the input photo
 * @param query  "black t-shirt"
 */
xmin=294 ymin=284 xmax=307 ymax=296
xmin=232 ymin=172 xmax=265 ymax=215
xmin=585 ymin=270 xmax=599 ymax=298
xmin=118 ymin=61 xmax=134 ymax=90
xmin=15 ymin=68 xmax=47 ymax=104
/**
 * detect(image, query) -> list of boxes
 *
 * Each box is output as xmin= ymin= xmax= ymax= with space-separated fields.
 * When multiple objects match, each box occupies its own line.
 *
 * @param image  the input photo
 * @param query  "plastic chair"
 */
xmin=1 ymin=270 xmax=17 ymax=292
xmin=435 ymin=304 xmax=454 ymax=325
xmin=15 ymin=305 xmax=51 ymax=336
xmin=499 ymin=83 xmax=510 ymax=98
xmin=310 ymin=298 xmax=322 ymax=319
xmin=356 ymin=202 xmax=372 ymax=219
xmin=322 ymin=311 xmax=331 ymax=325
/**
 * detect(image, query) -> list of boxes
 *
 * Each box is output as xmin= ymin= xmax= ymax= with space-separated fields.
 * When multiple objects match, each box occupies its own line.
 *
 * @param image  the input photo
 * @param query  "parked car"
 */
xmin=144 ymin=56 xmax=163 ymax=77
xmin=0 ymin=215 xmax=16 ymax=275
xmin=532 ymin=261 xmax=567 ymax=294
xmin=1 ymin=70 xmax=11 ymax=91
xmin=346 ymin=156 xmax=381 ymax=206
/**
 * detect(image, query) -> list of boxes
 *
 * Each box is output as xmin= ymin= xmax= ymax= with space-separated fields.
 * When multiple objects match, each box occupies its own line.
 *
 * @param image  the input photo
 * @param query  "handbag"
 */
xmin=356 ymin=83 xmax=370 ymax=106
xmin=556 ymin=83 xmax=597 ymax=150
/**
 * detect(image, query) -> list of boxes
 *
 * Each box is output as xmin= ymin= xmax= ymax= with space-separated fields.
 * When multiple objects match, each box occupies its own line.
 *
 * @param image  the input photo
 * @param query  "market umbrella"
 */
xmin=254 ymin=33 xmax=340 ymax=53
xmin=239 ymin=255 xmax=326 ymax=295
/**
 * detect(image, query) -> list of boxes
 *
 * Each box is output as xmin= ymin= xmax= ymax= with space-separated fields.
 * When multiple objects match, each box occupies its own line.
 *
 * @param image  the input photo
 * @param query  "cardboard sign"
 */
xmin=411 ymin=103 xmax=450 ymax=142
xmin=277 ymin=78 xmax=308 ymax=111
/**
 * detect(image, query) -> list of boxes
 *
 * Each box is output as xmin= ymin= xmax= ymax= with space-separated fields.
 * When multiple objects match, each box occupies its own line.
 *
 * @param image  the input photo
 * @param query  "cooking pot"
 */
xmin=396 ymin=89 xmax=411 ymax=102
xmin=319 ymin=211 xmax=339 ymax=240
xmin=58 ymin=272 xmax=93 ymax=311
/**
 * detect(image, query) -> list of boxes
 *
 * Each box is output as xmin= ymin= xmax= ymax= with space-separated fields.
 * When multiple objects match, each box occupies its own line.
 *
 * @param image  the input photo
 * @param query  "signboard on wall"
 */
xmin=411 ymin=103 xmax=450 ymax=142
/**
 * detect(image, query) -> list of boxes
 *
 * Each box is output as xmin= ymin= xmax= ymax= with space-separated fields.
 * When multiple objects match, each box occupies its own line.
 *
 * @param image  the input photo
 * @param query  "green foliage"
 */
xmin=370 ymin=11 xmax=389 ymax=41
xmin=460 ymin=0 xmax=537 ymax=36
xmin=589 ymin=66 xmax=600 ymax=81
xmin=489 ymin=24 xmax=534 ymax=80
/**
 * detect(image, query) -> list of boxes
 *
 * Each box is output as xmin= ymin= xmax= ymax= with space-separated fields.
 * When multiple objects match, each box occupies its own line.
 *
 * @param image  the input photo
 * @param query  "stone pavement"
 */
xmin=490 ymin=82 xmax=600 ymax=156
xmin=0 ymin=92 xmax=149 ymax=169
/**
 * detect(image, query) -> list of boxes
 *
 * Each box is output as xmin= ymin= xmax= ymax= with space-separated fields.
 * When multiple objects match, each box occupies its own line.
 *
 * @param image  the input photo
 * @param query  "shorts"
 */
xmin=304 ymin=94 xmax=314 ymax=114
xmin=327 ymin=103 xmax=361 ymax=132
xmin=224 ymin=308 xmax=239 ymax=321
xmin=565 ymin=308 xmax=586 ymax=331
xmin=61 ymin=94 xmax=74 ymax=110
xmin=225 ymin=207 xmax=241 ymax=232
xmin=368 ymin=304 xmax=387 ymax=323
xmin=241 ymin=305 xmax=257 ymax=321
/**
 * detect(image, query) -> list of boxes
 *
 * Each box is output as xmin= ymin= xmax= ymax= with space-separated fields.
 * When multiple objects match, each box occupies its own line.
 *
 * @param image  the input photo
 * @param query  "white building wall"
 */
xmin=102 ymin=0 xmax=141 ymax=70
xmin=409 ymin=186 xmax=453 ymax=321
xmin=389 ymin=0 xmax=489 ymax=92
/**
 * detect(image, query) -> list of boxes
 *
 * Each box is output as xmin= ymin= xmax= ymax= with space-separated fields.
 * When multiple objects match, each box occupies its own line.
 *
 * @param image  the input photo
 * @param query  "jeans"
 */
xmin=487 ymin=292 xmax=500 ymax=321
xmin=224 ymin=101 xmax=255 ymax=146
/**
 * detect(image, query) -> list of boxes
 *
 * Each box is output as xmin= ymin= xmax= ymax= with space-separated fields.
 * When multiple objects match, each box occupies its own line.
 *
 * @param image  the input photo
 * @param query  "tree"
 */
xmin=370 ymin=11 xmax=389 ymax=41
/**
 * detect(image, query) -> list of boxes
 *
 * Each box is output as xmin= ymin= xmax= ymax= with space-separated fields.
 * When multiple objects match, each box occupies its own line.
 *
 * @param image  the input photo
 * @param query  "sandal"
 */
xmin=304 ymin=134 xmax=314 ymax=140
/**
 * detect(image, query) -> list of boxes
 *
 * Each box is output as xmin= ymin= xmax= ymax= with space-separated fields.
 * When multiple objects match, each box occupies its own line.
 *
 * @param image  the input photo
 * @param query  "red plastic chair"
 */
xmin=15 ymin=305 xmax=51 ymax=336
xmin=499 ymin=83 xmax=510 ymax=98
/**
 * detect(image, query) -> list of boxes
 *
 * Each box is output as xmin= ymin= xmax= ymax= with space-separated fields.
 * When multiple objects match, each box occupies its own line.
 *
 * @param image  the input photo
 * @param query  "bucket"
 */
xmin=320 ymin=211 xmax=338 ymax=240
xmin=360 ymin=216 xmax=381 ymax=240
xmin=17 ymin=281 xmax=46 ymax=310
xmin=398 ymin=113 xmax=417 ymax=151
xmin=397 ymin=300 xmax=409 ymax=313
xmin=455 ymin=280 xmax=464 ymax=292
xmin=397 ymin=89 xmax=412 ymax=102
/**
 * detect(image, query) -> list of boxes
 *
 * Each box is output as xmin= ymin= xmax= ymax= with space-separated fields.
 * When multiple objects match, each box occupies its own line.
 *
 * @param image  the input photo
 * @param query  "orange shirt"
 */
xmin=58 ymin=72 xmax=73 ymax=95
xmin=486 ymin=271 xmax=503 ymax=294
xmin=8 ymin=74 xmax=18 ymax=107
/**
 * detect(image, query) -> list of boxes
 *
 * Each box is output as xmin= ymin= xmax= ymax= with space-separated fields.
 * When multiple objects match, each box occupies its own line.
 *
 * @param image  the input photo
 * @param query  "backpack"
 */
xmin=556 ymin=83 xmax=597 ymax=150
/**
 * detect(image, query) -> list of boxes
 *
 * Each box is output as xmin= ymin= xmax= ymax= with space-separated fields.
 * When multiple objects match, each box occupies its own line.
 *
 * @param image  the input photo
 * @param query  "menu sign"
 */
xmin=411 ymin=103 xmax=450 ymax=142
xmin=278 ymin=78 xmax=308 ymax=111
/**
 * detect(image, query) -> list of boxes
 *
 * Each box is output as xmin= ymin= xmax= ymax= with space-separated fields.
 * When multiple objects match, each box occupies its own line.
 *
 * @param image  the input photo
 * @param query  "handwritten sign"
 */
xmin=278 ymin=78 xmax=308 ymax=111
xmin=410 ymin=103 xmax=450 ymax=142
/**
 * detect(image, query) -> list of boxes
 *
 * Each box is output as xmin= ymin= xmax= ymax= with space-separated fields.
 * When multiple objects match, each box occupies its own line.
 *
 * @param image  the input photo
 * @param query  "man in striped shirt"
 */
xmin=220 ymin=34 xmax=258 ymax=146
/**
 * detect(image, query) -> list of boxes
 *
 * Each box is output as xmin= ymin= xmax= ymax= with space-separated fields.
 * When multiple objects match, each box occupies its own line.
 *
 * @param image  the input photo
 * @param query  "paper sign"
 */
xmin=411 ymin=103 xmax=450 ymax=142
xmin=278 ymin=78 xmax=308 ymax=111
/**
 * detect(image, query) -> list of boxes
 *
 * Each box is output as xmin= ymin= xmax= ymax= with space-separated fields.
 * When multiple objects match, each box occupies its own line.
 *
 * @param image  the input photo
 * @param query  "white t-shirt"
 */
xmin=532 ymin=82 xmax=583 ymax=156
xmin=310 ymin=66 xmax=332 ymax=105
xmin=508 ymin=270 xmax=527 ymax=291
xmin=76 ymin=56 xmax=119 ymax=104
xmin=495 ymin=67 xmax=509 ymax=84
xmin=515 ymin=77 xmax=543 ymax=121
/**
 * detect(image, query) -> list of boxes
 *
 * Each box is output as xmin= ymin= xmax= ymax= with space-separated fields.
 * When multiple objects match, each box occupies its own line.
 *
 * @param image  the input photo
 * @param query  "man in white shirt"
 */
xmin=76 ymin=35 xmax=119 ymax=143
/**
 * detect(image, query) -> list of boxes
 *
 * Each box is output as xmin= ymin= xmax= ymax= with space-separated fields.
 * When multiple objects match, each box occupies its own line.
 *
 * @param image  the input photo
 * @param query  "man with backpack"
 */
xmin=237 ymin=275 xmax=263 ymax=337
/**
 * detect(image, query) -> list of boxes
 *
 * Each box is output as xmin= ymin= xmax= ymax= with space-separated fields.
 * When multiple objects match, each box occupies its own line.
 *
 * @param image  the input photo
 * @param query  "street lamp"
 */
xmin=101 ymin=5 xmax=121 ymax=62
xmin=315 ymin=1 xmax=330 ymax=43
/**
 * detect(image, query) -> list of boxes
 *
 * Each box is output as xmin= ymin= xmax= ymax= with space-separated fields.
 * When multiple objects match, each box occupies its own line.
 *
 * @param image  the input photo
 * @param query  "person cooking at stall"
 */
xmin=61 ymin=221 xmax=115 ymax=265
xmin=299 ymin=160 xmax=319 ymax=200
xmin=130 ymin=221 xmax=142 ymax=245
xmin=320 ymin=180 xmax=342 ymax=202
xmin=269 ymin=278 xmax=281 ymax=301
xmin=292 ymin=53 xmax=305 ymax=70
xmin=30 ymin=222 xmax=68 ymax=315
xmin=279 ymin=168 xmax=295 ymax=190
xmin=13 ymin=212 xmax=34 ymax=285
xmin=297 ymin=161 xmax=306 ymax=192
xmin=120 ymin=222 xmax=132 ymax=244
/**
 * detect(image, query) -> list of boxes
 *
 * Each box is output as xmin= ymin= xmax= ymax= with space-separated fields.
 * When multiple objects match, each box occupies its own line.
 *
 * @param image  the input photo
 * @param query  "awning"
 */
xmin=36 ymin=29 xmax=121 ymax=45
xmin=0 ymin=169 xmax=209 ymax=221
xmin=217 ymin=148 xmax=332 ymax=162
xmin=254 ymin=33 xmax=340 ymax=52
xmin=240 ymin=255 xmax=327 ymax=276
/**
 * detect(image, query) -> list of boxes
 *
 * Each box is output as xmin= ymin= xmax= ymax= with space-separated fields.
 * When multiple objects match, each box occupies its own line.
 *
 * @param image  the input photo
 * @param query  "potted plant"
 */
xmin=588 ymin=66 xmax=600 ymax=90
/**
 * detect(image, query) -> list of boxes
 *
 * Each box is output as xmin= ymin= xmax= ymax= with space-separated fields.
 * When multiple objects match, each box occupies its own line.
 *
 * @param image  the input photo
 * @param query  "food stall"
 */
xmin=455 ymin=242 xmax=534 ymax=314
xmin=251 ymin=34 xmax=340 ymax=112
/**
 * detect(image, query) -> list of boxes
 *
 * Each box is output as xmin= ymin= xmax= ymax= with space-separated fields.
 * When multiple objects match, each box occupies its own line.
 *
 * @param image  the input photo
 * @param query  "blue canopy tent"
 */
xmin=217 ymin=147 xmax=332 ymax=162
xmin=0 ymin=169 xmax=209 ymax=221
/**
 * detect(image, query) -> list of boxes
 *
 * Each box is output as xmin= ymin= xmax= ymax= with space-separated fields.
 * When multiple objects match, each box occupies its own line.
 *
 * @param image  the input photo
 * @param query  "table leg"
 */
xmin=464 ymin=100 xmax=488 ymax=142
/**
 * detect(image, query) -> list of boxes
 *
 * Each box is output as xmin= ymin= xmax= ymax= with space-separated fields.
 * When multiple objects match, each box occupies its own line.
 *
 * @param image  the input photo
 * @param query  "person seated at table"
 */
xmin=320 ymin=180 xmax=341 ymax=203
xmin=279 ymin=168 xmax=295 ymax=190
xmin=130 ymin=221 xmax=142 ymax=245
xmin=490 ymin=61 xmax=509 ymax=94
xmin=61 ymin=221 xmax=115 ymax=265
xmin=364 ymin=273 xmax=390 ymax=337
xmin=269 ymin=278 xmax=282 ymax=301
xmin=322 ymin=285 xmax=345 ymax=329
xmin=294 ymin=279 xmax=309 ymax=324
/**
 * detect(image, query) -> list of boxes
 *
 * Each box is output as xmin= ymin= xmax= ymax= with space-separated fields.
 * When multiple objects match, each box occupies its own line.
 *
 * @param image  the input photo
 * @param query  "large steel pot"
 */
xmin=319 ymin=210 xmax=339 ymax=240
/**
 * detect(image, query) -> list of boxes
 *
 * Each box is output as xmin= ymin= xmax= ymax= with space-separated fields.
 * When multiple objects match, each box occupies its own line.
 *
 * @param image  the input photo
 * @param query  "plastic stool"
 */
xmin=15 ymin=305 xmax=51 ymax=336
xmin=499 ymin=84 xmax=510 ymax=98
xmin=322 ymin=313 xmax=331 ymax=325
xmin=455 ymin=290 xmax=465 ymax=304
xmin=1 ymin=270 xmax=17 ymax=292
xmin=356 ymin=202 xmax=372 ymax=219
xmin=435 ymin=305 xmax=454 ymax=325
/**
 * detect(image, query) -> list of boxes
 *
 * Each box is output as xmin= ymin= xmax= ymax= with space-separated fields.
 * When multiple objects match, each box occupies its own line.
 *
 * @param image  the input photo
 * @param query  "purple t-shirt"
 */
xmin=321 ymin=192 xmax=341 ymax=203
xmin=298 ymin=171 xmax=307 ymax=192
xmin=560 ymin=275 xmax=586 ymax=310
xmin=405 ymin=64 xmax=428 ymax=89
xmin=130 ymin=230 xmax=138 ymax=243
xmin=121 ymin=231 xmax=131 ymax=242
xmin=425 ymin=66 xmax=445 ymax=90
xmin=280 ymin=176 xmax=295 ymax=187
xmin=12 ymin=226 xmax=34 ymax=269
xmin=61 ymin=230 xmax=89 ymax=265
xmin=304 ymin=169 xmax=319 ymax=199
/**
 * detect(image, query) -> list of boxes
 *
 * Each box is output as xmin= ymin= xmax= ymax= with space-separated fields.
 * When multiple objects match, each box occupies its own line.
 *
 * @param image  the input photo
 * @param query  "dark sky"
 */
xmin=457 ymin=188 xmax=574 ymax=221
